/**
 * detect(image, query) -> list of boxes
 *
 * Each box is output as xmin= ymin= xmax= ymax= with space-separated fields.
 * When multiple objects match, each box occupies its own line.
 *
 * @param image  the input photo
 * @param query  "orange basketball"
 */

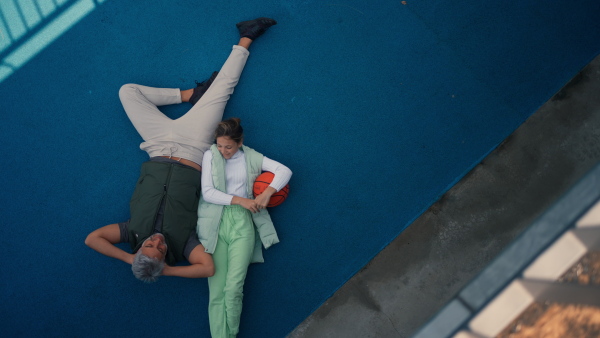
xmin=253 ymin=172 xmax=290 ymax=207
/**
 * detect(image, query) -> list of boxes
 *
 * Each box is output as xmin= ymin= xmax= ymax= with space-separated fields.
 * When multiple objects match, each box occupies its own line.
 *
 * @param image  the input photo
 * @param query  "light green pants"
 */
xmin=208 ymin=205 xmax=255 ymax=338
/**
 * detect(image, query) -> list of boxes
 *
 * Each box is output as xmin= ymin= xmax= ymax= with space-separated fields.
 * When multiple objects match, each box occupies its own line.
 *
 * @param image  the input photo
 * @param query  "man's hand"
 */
xmin=162 ymin=264 xmax=175 ymax=276
xmin=161 ymin=245 xmax=215 ymax=278
xmin=124 ymin=252 xmax=135 ymax=265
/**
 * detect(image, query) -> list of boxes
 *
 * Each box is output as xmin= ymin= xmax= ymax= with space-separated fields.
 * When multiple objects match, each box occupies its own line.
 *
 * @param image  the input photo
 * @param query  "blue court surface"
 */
xmin=2 ymin=1 xmax=599 ymax=337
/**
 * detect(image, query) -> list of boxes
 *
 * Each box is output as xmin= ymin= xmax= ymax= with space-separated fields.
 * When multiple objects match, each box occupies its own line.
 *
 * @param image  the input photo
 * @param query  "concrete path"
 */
xmin=289 ymin=53 xmax=600 ymax=337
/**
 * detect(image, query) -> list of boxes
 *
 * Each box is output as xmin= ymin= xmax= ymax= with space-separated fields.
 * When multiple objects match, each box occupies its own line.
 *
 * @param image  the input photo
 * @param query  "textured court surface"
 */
xmin=2 ymin=1 xmax=600 ymax=337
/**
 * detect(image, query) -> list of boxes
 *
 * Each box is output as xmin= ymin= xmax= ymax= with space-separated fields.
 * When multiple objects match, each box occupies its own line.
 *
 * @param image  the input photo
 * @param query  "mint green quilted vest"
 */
xmin=196 ymin=144 xmax=279 ymax=263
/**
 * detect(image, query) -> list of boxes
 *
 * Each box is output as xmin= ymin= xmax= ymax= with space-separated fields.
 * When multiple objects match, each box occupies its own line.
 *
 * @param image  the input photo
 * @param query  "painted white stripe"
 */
xmin=17 ymin=0 xmax=42 ymax=29
xmin=4 ymin=0 xmax=95 ymax=68
xmin=0 ymin=0 xmax=27 ymax=40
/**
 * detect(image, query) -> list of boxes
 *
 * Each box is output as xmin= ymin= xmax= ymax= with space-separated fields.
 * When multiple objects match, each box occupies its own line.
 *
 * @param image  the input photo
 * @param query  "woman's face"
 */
xmin=216 ymin=136 xmax=242 ymax=159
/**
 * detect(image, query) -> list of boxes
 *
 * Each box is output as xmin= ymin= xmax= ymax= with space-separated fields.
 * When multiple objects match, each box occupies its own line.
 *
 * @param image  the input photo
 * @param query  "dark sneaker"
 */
xmin=236 ymin=17 xmax=277 ymax=40
xmin=190 ymin=71 xmax=218 ymax=105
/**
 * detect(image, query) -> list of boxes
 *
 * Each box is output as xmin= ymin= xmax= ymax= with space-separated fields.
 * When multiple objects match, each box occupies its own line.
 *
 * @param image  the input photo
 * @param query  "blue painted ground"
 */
xmin=1 ymin=0 xmax=599 ymax=337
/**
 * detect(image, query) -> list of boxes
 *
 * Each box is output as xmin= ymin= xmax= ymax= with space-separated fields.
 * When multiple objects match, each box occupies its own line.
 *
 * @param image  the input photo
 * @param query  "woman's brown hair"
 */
xmin=215 ymin=117 xmax=244 ymax=143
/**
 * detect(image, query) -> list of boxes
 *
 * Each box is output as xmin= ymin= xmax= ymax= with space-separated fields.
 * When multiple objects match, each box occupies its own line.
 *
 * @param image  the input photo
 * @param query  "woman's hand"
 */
xmin=254 ymin=186 xmax=277 ymax=209
xmin=232 ymin=196 xmax=259 ymax=213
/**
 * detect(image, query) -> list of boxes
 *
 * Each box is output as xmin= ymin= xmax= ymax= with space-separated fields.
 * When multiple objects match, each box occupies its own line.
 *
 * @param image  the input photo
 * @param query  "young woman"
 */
xmin=197 ymin=118 xmax=292 ymax=337
xmin=84 ymin=18 xmax=278 ymax=283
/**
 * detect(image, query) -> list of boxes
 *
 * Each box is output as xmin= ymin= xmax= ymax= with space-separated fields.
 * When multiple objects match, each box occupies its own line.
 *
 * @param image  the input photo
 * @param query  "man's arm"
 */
xmin=85 ymin=224 xmax=135 ymax=265
xmin=162 ymin=245 xmax=215 ymax=278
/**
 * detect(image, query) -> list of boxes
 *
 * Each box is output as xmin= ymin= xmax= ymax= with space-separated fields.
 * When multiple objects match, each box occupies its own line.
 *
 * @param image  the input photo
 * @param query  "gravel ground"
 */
xmin=497 ymin=251 xmax=600 ymax=337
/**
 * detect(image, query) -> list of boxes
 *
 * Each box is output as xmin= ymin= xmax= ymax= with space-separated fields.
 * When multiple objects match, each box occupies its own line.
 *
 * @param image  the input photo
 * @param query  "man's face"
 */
xmin=140 ymin=233 xmax=167 ymax=261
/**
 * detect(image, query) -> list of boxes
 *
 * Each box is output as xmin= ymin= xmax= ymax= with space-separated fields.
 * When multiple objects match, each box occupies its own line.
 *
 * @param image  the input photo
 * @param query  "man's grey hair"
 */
xmin=131 ymin=250 xmax=165 ymax=283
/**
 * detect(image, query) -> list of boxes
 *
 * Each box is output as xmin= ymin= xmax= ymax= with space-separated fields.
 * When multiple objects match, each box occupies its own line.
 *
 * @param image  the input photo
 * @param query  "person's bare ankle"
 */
xmin=181 ymin=89 xmax=193 ymax=102
xmin=238 ymin=37 xmax=252 ymax=49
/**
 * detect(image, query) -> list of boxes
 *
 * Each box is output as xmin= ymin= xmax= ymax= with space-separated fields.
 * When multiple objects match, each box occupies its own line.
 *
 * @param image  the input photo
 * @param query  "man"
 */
xmin=85 ymin=18 xmax=277 ymax=282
